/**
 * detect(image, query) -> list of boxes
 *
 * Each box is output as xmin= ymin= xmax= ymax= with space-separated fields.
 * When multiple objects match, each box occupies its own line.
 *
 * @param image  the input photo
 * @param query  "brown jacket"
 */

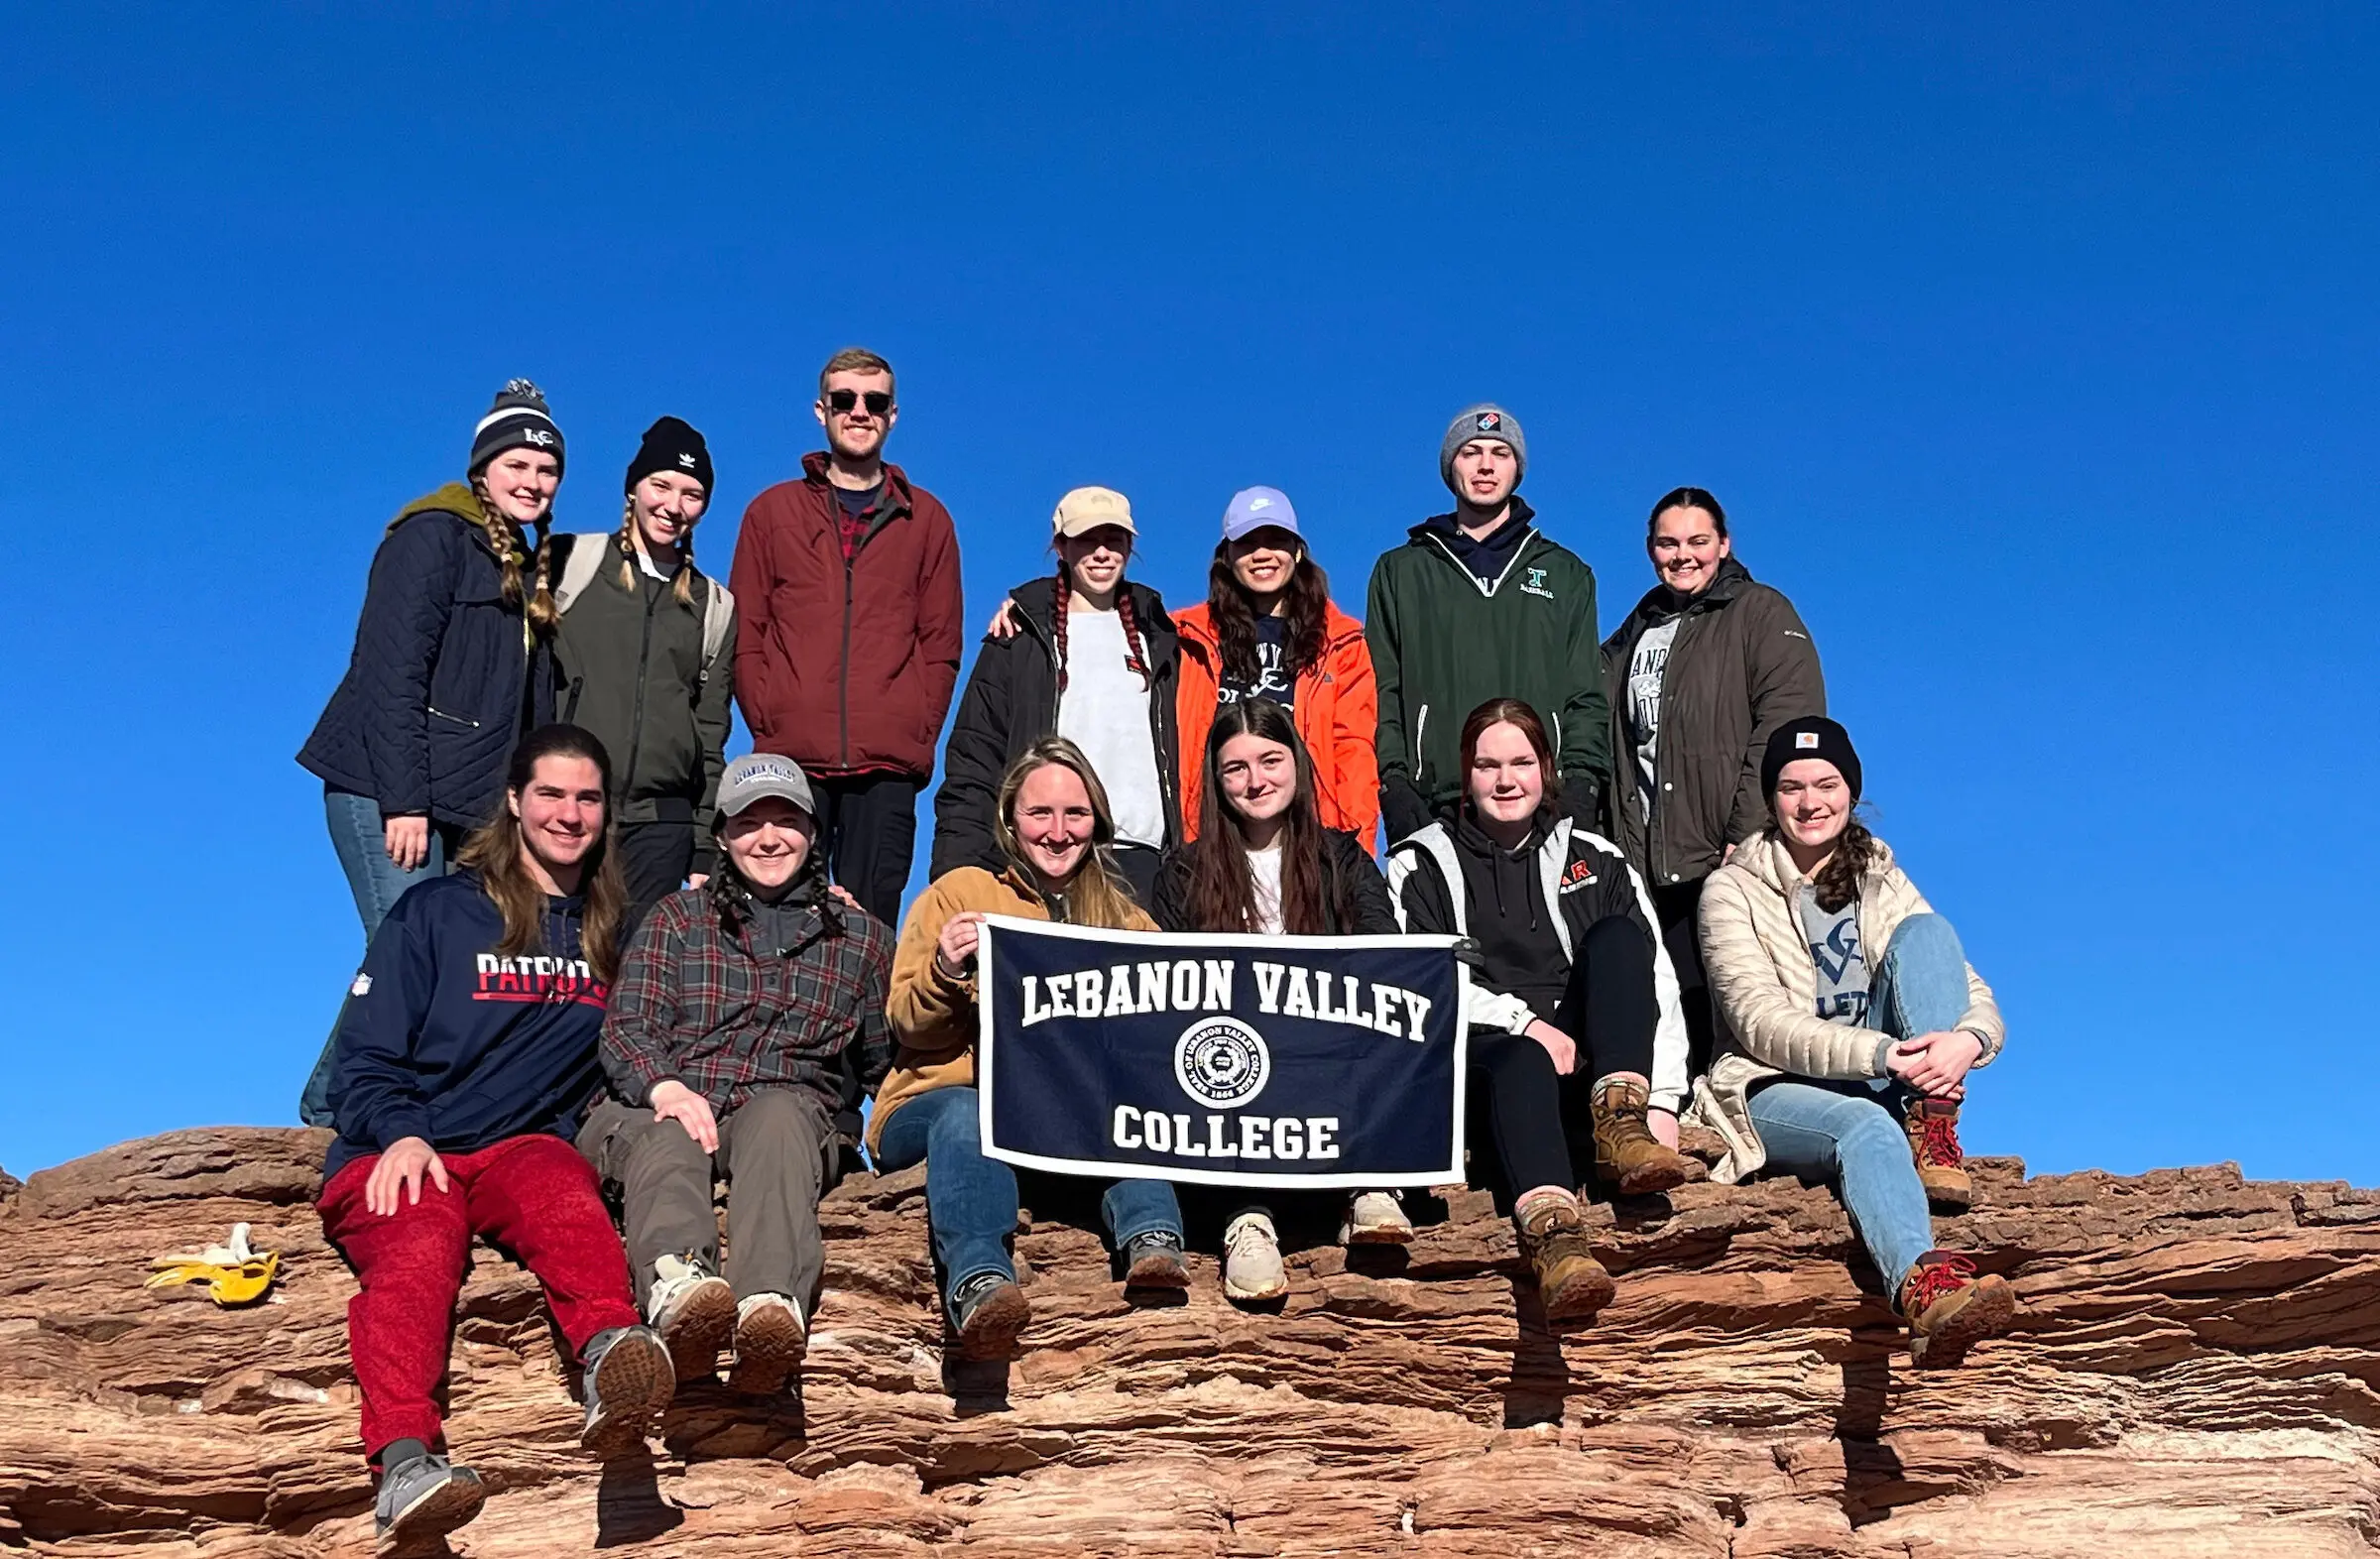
xmin=1600 ymin=558 xmax=1825 ymax=889
xmin=729 ymin=454 xmax=964 ymax=780
xmin=868 ymin=864 xmax=1158 ymax=1152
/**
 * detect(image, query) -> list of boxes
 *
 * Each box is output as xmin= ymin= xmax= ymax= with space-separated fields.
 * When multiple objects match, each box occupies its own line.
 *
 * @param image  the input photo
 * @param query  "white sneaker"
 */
xmin=1340 ymin=1189 xmax=1413 ymax=1246
xmin=647 ymin=1254 xmax=735 ymax=1380
xmin=1222 ymin=1212 xmax=1289 ymax=1302
xmin=728 ymin=1292 xmax=807 ymax=1394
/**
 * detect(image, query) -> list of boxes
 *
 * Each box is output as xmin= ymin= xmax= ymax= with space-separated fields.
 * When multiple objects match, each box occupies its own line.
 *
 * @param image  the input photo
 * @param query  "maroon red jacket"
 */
xmin=729 ymin=453 xmax=964 ymax=780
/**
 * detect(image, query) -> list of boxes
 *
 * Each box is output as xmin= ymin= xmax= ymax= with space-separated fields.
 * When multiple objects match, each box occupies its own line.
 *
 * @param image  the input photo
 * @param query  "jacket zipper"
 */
xmin=1413 ymin=703 xmax=1430 ymax=779
xmin=839 ymin=551 xmax=855 ymax=768
xmin=427 ymin=705 xmax=481 ymax=728
xmin=622 ymin=579 xmax=657 ymax=796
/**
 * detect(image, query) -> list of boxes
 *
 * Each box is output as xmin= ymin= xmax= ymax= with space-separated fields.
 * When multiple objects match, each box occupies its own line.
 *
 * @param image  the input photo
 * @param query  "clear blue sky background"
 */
xmin=3 ymin=6 xmax=2373 ymax=1181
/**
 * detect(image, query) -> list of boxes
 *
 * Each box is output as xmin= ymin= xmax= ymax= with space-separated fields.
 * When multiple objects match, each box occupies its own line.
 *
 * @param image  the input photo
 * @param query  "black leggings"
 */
xmin=1466 ymin=914 xmax=1661 ymax=1197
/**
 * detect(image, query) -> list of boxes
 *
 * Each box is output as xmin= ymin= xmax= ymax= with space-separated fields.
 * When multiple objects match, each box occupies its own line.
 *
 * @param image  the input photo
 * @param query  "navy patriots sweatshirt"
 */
xmin=323 ymin=872 xmax=610 ymax=1179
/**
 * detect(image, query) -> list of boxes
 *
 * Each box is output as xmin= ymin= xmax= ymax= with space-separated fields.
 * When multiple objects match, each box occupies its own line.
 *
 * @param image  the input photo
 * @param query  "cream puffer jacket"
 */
xmin=1688 ymin=829 xmax=2004 ymax=1184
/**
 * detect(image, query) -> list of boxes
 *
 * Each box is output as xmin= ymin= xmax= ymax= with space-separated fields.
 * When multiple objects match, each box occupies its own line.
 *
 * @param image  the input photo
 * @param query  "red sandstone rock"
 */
xmin=3 ymin=1128 xmax=2377 ymax=1555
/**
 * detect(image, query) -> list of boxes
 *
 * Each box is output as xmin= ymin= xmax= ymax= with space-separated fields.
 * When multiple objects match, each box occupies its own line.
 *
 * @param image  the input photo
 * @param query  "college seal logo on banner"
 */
xmin=974 ymin=917 xmax=1469 ymax=1188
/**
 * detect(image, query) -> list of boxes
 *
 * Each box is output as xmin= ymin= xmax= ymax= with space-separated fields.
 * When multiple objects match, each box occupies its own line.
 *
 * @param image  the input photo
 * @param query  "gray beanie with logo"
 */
xmin=1439 ymin=404 xmax=1526 ymax=492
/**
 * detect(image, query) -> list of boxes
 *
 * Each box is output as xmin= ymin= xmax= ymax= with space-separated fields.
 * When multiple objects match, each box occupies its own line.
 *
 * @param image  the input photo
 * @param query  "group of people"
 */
xmin=297 ymin=353 xmax=2013 ymax=1553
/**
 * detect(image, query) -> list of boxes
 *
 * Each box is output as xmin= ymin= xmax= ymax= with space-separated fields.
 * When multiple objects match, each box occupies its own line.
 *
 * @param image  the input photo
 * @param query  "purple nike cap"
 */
xmin=1221 ymin=485 xmax=1301 ymax=542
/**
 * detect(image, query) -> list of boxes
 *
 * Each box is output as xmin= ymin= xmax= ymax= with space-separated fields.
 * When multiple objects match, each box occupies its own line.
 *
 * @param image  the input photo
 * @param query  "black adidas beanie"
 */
xmin=625 ymin=416 xmax=714 ymax=496
xmin=1761 ymin=716 xmax=1862 ymax=802
xmin=468 ymin=379 xmax=565 ymax=477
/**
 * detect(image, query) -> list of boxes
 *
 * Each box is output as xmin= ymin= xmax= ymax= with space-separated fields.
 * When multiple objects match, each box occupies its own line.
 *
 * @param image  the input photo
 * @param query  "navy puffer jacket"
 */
xmin=298 ymin=484 xmax=556 ymax=829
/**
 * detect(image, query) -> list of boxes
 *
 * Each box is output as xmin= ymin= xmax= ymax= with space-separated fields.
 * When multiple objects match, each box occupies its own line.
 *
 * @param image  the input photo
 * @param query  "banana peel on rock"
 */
xmin=146 ymin=1222 xmax=281 ymax=1306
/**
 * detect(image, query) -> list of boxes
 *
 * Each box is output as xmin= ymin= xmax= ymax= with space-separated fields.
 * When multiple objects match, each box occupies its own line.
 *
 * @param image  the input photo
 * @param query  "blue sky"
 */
xmin=3 ymin=5 xmax=2373 ymax=1181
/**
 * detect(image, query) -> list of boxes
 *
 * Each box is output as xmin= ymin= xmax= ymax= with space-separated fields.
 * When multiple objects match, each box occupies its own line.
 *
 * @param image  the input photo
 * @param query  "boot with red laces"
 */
xmin=1898 ymin=1251 xmax=2013 ymax=1364
xmin=1903 ymin=1098 xmax=1971 ymax=1211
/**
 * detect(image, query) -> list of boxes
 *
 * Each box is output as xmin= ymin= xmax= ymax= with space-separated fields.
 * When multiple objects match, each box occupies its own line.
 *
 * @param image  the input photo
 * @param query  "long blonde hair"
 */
xmin=992 ymin=737 xmax=1140 ymax=929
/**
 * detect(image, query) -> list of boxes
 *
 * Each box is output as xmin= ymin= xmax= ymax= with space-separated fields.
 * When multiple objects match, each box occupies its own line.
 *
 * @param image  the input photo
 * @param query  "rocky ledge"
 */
xmin=4 ymin=1128 xmax=2379 ymax=1556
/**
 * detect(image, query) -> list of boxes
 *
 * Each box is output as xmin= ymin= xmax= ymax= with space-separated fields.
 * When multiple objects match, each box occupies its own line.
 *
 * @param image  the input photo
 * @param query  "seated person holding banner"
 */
xmin=1150 ymin=699 xmax=1408 ymax=1304
xmin=870 ymin=737 xmax=1191 ymax=1358
xmin=580 ymin=753 xmax=895 ymax=1394
xmin=1387 ymin=698 xmax=1695 ymax=1320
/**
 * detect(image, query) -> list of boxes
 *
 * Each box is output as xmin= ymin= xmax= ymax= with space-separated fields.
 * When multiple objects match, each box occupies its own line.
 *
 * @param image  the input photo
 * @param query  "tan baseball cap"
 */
xmin=1051 ymin=485 xmax=1136 ymax=539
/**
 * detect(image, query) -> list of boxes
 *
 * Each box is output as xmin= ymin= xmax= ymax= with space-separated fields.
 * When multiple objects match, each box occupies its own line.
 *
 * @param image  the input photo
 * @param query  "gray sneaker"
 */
xmin=727 ymin=1292 xmax=807 ymax=1395
xmin=578 ymin=1325 xmax=674 ymax=1460
xmin=647 ymin=1254 xmax=736 ymax=1381
xmin=373 ymin=1454 xmax=484 ymax=1555
xmin=1222 ymin=1212 xmax=1289 ymax=1303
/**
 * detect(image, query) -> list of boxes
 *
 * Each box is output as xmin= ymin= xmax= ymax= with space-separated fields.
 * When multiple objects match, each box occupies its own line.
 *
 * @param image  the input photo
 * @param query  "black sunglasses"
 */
xmin=827 ymin=389 xmax=892 ymax=416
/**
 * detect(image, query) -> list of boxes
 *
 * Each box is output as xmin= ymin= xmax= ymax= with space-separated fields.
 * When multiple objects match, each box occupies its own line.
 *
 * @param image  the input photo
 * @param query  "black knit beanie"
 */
xmin=625 ymin=416 xmax=713 ymax=496
xmin=468 ymin=379 xmax=565 ymax=477
xmin=1760 ymin=716 xmax=1862 ymax=802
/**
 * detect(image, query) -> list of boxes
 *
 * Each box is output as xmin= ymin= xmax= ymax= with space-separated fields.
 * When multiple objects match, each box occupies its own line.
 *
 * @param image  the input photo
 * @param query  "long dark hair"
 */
xmin=1207 ymin=540 xmax=1330 ymax=688
xmin=1178 ymin=700 xmax=1352 ymax=935
xmin=454 ymin=723 xmax=627 ymax=983
xmin=1646 ymin=486 xmax=1729 ymax=540
xmin=1456 ymin=697 xmax=1563 ymax=827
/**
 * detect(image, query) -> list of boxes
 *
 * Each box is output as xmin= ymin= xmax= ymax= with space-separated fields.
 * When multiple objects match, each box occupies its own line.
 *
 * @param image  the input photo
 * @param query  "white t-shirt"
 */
xmin=1247 ymin=842 xmax=1286 ymax=934
xmin=1055 ymin=609 xmax=1167 ymax=849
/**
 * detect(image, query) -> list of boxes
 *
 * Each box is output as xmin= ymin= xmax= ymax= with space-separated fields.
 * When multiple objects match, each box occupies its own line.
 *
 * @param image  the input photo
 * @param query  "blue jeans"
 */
xmin=1746 ymin=913 xmax=1968 ymax=1296
xmin=874 ymin=1086 xmax=1182 ymax=1309
xmin=298 ymin=788 xmax=460 ymax=1126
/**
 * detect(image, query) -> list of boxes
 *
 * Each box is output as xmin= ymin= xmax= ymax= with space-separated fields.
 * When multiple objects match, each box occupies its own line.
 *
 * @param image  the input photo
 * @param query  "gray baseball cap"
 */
xmin=716 ymin=753 xmax=816 ymax=822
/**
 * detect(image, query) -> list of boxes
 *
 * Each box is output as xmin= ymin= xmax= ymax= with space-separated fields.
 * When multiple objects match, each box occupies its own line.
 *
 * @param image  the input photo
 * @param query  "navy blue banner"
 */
xmin=976 ymin=917 xmax=1469 ymax=1187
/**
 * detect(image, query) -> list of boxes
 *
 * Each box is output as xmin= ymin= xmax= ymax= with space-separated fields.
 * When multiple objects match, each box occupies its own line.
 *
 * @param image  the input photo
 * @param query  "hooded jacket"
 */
xmin=298 ymin=485 xmax=557 ymax=829
xmin=1599 ymin=556 xmax=1826 ymax=889
xmin=1387 ymin=813 xmax=1689 ymax=1114
xmin=323 ymin=872 xmax=608 ymax=1179
xmin=551 ymin=537 xmax=736 ymax=870
xmin=1690 ymin=830 xmax=2005 ymax=1185
xmin=1171 ymin=599 xmax=1380 ymax=848
xmin=729 ymin=454 xmax=964 ymax=780
xmin=1365 ymin=501 xmax=1609 ymax=842
xmin=928 ymin=576 xmax=1182 ymax=881
xmin=869 ymin=864 xmax=1159 ymax=1153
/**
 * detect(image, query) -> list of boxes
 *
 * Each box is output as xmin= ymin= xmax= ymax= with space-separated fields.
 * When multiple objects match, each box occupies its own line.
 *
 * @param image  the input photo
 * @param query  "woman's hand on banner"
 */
xmin=935 ymin=911 xmax=990 ymax=980
xmin=1523 ymin=1019 xmax=1577 ymax=1076
xmin=650 ymin=1080 xmax=720 ymax=1153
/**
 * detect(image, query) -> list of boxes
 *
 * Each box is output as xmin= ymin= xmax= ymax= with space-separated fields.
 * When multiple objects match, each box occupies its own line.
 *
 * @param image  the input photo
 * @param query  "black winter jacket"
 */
xmin=1599 ymin=557 xmax=1824 ymax=889
xmin=551 ymin=537 xmax=736 ymax=871
xmin=1386 ymin=810 xmax=1689 ymax=1112
xmin=1149 ymin=828 xmax=1397 ymax=936
xmin=298 ymin=485 xmax=556 ymax=830
xmin=929 ymin=577 xmax=1181 ymax=880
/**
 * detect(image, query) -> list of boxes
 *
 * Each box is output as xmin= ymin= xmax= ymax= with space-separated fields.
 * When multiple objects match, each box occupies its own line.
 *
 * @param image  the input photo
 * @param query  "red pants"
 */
xmin=319 ymin=1134 xmax=639 ymax=1463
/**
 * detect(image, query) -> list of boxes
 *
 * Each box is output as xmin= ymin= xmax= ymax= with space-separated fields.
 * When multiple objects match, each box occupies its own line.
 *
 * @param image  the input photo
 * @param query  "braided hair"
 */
xmin=464 ymin=477 xmax=558 ymax=638
xmin=1051 ymin=562 xmax=1150 ymax=695
xmin=613 ymin=497 xmax=700 ymax=608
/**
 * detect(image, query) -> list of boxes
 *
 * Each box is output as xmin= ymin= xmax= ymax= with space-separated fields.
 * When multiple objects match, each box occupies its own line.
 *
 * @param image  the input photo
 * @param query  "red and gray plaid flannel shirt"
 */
xmin=600 ymin=882 xmax=894 ymax=1117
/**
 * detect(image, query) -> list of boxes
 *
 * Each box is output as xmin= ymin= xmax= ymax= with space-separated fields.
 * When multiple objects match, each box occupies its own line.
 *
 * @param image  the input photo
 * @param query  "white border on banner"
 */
xmin=973 ymin=915 xmax=1472 ymax=1189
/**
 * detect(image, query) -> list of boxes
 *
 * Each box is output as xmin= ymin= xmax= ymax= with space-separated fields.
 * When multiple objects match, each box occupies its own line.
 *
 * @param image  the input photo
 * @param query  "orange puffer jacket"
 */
xmin=1173 ymin=600 xmax=1379 ymax=850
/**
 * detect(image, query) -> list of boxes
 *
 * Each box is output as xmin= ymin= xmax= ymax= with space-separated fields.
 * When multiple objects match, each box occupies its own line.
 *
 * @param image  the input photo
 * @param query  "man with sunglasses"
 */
xmin=730 ymin=348 xmax=964 ymax=928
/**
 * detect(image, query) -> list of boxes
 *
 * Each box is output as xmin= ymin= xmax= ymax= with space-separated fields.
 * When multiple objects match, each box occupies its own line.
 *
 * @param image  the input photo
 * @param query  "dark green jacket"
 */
xmin=1600 ymin=555 xmax=1824 ymax=889
xmin=1365 ymin=501 xmax=1609 ymax=841
xmin=552 ymin=538 xmax=736 ymax=871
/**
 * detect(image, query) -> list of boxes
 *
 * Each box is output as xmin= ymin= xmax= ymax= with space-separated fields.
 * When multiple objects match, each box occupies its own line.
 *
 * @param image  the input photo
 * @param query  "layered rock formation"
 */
xmin=4 ymin=1127 xmax=2378 ymax=1556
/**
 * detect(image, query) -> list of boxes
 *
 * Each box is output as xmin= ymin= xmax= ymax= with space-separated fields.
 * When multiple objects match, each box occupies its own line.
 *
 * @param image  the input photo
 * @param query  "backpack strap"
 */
xmin=698 ymin=576 xmax=736 ymax=685
xmin=551 ymin=534 xmax=610 ymax=614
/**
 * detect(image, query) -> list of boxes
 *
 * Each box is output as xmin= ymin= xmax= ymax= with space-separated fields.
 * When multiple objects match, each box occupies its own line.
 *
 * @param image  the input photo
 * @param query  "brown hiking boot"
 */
xmin=1515 ymin=1193 xmax=1614 ymax=1323
xmin=1904 ymin=1098 xmax=1972 ymax=1211
xmin=1898 ymin=1251 xmax=2014 ymax=1364
xmin=1591 ymin=1077 xmax=1694 ymax=1195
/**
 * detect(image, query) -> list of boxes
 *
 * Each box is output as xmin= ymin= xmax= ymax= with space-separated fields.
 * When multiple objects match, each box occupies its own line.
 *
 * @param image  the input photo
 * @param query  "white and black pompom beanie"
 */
xmin=468 ymin=379 xmax=565 ymax=477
